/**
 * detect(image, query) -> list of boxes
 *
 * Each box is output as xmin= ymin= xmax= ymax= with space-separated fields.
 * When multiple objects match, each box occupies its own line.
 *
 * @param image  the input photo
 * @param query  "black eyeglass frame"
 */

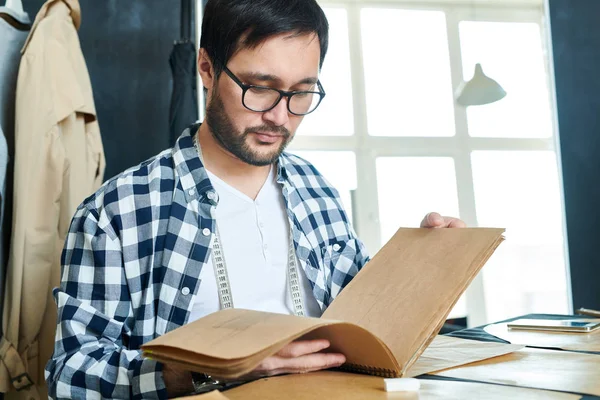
xmin=222 ymin=66 xmax=326 ymax=116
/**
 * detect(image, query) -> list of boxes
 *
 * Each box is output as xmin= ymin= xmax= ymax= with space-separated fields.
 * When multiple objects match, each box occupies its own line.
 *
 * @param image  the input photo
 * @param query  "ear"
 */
xmin=198 ymin=48 xmax=216 ymax=92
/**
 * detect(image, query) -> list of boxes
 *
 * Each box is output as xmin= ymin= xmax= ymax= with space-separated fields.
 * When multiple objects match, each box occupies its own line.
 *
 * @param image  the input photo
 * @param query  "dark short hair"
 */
xmin=200 ymin=0 xmax=329 ymax=76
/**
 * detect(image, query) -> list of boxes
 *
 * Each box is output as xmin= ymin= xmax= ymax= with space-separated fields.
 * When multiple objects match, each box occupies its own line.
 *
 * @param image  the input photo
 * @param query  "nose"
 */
xmin=262 ymin=96 xmax=290 ymax=127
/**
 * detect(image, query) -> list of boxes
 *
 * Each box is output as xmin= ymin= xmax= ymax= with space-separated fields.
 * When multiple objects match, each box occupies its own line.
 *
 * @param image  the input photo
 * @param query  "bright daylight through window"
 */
xmin=289 ymin=1 xmax=568 ymax=326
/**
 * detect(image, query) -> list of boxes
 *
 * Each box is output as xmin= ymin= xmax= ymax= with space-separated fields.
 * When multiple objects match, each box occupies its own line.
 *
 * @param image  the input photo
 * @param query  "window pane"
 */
xmin=293 ymin=151 xmax=357 ymax=224
xmin=376 ymin=157 xmax=459 ymax=244
xmin=296 ymin=8 xmax=354 ymax=136
xmin=460 ymin=22 xmax=552 ymax=138
xmin=376 ymin=157 xmax=464 ymax=317
xmin=362 ymin=9 xmax=455 ymax=137
xmin=471 ymin=151 xmax=569 ymax=322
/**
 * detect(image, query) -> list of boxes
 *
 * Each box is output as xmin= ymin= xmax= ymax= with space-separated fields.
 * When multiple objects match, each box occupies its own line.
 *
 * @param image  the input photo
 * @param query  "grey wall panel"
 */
xmin=23 ymin=0 xmax=184 ymax=180
xmin=549 ymin=0 xmax=600 ymax=310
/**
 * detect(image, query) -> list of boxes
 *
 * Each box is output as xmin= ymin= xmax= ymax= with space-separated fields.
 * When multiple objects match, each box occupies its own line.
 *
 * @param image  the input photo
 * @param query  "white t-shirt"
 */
xmin=188 ymin=166 xmax=322 ymax=322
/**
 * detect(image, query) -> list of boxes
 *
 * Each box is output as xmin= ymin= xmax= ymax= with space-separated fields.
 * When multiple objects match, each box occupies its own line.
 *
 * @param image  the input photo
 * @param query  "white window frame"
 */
xmin=288 ymin=0 xmax=564 ymax=326
xmin=195 ymin=0 xmax=568 ymax=326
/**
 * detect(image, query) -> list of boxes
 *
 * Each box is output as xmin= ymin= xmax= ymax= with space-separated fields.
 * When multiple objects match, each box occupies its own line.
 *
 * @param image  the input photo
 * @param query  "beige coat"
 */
xmin=0 ymin=0 xmax=105 ymax=398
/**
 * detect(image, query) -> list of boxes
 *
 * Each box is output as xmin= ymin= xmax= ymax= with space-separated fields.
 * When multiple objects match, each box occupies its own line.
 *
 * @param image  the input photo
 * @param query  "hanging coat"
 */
xmin=0 ymin=5 xmax=30 ymax=342
xmin=169 ymin=41 xmax=199 ymax=145
xmin=0 ymin=1 xmax=105 ymax=398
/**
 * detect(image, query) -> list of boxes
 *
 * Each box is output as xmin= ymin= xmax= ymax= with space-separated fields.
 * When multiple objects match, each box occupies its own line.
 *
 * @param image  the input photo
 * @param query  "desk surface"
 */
xmin=185 ymin=314 xmax=597 ymax=400
xmin=444 ymin=313 xmax=599 ymax=400
xmin=222 ymin=371 xmax=582 ymax=400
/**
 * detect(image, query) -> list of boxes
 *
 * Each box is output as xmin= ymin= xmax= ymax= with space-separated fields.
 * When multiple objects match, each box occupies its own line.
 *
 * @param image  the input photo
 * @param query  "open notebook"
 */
xmin=142 ymin=228 xmax=505 ymax=379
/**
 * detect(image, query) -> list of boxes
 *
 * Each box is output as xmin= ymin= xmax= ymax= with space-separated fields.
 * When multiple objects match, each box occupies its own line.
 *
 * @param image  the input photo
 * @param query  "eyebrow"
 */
xmin=240 ymin=72 xmax=318 ymax=87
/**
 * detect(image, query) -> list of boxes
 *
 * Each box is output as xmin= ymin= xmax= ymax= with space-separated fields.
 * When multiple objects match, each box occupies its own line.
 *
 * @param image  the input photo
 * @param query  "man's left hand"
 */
xmin=420 ymin=212 xmax=466 ymax=228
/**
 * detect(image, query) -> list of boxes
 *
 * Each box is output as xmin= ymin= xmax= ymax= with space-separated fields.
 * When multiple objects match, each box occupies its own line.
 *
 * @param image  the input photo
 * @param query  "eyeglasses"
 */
xmin=222 ymin=66 xmax=326 ymax=116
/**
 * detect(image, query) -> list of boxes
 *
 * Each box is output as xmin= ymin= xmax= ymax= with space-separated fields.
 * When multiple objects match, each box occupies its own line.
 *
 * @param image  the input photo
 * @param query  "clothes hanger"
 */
xmin=0 ymin=12 xmax=29 ymax=31
xmin=1 ymin=0 xmax=30 ymax=29
xmin=4 ymin=0 xmax=24 ymax=14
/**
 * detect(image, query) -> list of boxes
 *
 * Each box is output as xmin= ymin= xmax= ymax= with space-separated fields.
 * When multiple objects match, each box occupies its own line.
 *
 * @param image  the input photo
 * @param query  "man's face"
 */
xmin=204 ymin=33 xmax=321 ymax=166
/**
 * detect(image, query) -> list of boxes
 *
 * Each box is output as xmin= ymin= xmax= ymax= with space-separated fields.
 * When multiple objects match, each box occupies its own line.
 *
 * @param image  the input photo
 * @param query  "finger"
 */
xmin=276 ymin=339 xmax=331 ymax=358
xmin=447 ymin=218 xmax=467 ymax=228
xmin=420 ymin=212 xmax=444 ymax=228
xmin=264 ymin=353 xmax=346 ymax=376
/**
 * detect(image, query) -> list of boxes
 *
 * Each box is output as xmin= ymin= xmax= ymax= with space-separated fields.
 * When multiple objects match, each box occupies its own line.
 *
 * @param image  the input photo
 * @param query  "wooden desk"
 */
xmin=186 ymin=372 xmax=581 ymax=400
xmin=182 ymin=314 xmax=598 ymax=400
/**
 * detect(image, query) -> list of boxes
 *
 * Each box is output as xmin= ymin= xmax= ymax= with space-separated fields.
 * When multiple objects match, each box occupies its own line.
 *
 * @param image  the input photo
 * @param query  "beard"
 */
xmin=205 ymin=89 xmax=292 ymax=167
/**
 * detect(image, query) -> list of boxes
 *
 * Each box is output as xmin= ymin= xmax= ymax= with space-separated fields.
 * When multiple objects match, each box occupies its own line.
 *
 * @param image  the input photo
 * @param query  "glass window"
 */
xmin=471 ymin=151 xmax=569 ymax=321
xmin=362 ymin=9 xmax=455 ymax=137
xmin=296 ymin=8 xmax=354 ymax=136
xmin=376 ymin=157 xmax=460 ymax=244
xmin=459 ymin=22 xmax=552 ymax=138
xmin=376 ymin=157 xmax=464 ymax=317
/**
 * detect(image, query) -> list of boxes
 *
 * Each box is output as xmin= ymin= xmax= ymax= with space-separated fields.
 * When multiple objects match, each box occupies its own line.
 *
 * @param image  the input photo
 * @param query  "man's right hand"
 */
xmin=163 ymin=339 xmax=345 ymax=397
xmin=244 ymin=339 xmax=346 ymax=378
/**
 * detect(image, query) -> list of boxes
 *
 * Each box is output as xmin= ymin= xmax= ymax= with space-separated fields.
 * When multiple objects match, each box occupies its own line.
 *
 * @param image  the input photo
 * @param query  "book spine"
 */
xmin=338 ymin=363 xmax=398 ymax=378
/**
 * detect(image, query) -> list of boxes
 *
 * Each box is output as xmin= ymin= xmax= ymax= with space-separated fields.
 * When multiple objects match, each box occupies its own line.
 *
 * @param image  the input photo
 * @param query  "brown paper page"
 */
xmin=404 ymin=335 xmax=523 ymax=377
xmin=191 ymin=371 xmax=579 ymax=400
xmin=323 ymin=228 xmax=505 ymax=375
xmin=179 ymin=391 xmax=230 ymax=400
xmin=434 ymin=347 xmax=600 ymax=396
xmin=484 ymin=322 xmax=600 ymax=352
xmin=142 ymin=308 xmax=399 ymax=379
xmin=144 ymin=309 xmax=330 ymax=359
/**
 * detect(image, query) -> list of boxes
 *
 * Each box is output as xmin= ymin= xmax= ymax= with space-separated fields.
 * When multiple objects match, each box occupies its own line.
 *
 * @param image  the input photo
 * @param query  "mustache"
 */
xmin=243 ymin=125 xmax=291 ymax=138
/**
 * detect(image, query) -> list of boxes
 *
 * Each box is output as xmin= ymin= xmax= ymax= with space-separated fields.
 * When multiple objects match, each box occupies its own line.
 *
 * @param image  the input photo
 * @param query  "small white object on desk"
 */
xmin=384 ymin=378 xmax=421 ymax=392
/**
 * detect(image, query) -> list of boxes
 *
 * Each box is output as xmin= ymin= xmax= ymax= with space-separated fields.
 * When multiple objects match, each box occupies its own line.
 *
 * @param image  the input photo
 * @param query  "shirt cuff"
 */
xmin=131 ymin=357 xmax=167 ymax=400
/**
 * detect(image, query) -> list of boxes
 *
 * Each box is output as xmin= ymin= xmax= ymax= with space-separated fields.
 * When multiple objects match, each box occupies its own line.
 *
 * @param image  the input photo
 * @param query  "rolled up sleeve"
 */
xmin=45 ymin=206 xmax=167 ymax=399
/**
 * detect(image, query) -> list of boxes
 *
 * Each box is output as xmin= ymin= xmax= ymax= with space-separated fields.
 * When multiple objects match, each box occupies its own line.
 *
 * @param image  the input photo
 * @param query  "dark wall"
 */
xmin=23 ymin=0 xmax=189 ymax=180
xmin=549 ymin=0 xmax=600 ymax=311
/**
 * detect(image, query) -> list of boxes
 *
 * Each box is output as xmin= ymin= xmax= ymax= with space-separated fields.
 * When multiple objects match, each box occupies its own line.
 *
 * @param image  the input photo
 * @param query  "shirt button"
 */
xmin=208 ymin=191 xmax=218 ymax=201
xmin=188 ymin=188 xmax=195 ymax=196
xmin=263 ymin=244 xmax=268 ymax=250
xmin=333 ymin=244 xmax=341 ymax=252
xmin=181 ymin=287 xmax=190 ymax=296
xmin=202 ymin=228 xmax=211 ymax=236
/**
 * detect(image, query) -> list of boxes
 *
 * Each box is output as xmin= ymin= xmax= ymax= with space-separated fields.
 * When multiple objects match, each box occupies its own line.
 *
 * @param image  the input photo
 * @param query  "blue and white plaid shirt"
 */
xmin=45 ymin=127 xmax=370 ymax=399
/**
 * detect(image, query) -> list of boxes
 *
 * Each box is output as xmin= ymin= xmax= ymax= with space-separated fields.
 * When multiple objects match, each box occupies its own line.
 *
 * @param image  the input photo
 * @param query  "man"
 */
xmin=45 ymin=0 xmax=465 ymax=398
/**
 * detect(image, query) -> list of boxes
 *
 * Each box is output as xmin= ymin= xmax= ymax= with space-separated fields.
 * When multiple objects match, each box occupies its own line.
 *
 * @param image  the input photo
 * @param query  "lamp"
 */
xmin=455 ymin=63 xmax=506 ymax=107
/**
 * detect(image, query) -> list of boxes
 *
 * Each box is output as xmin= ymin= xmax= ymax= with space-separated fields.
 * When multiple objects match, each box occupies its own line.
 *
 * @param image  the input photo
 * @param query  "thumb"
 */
xmin=421 ymin=212 xmax=444 ymax=228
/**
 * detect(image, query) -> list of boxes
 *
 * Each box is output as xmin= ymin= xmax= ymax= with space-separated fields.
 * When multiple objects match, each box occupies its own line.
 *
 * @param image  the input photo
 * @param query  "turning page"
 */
xmin=323 ymin=228 xmax=505 ymax=375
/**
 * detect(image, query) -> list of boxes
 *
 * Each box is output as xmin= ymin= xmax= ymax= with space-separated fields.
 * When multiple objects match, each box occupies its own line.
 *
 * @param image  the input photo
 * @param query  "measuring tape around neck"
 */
xmin=194 ymin=134 xmax=306 ymax=316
